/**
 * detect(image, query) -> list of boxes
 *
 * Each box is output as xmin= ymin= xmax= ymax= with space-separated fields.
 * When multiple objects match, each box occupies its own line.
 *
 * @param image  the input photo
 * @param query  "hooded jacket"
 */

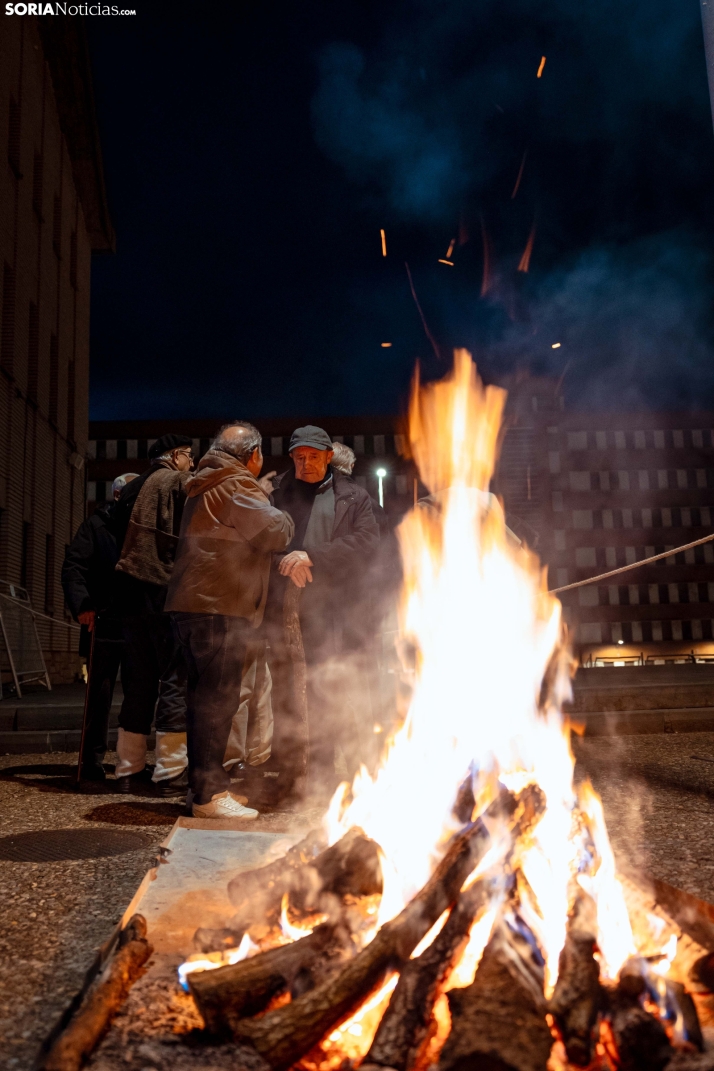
xmin=165 ymin=450 xmax=295 ymax=624
xmin=115 ymin=462 xmax=190 ymax=588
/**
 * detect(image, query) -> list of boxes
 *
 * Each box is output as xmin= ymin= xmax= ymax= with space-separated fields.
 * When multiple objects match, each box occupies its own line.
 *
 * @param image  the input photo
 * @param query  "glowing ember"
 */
xmin=380 ymin=228 xmax=387 ymax=256
xmin=537 ymin=55 xmax=546 ymax=78
xmin=280 ymin=893 xmax=328 ymax=943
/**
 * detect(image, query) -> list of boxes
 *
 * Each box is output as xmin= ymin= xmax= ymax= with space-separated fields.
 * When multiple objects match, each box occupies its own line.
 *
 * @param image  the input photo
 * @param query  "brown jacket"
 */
xmin=115 ymin=463 xmax=190 ymax=587
xmin=165 ymin=450 xmax=294 ymax=624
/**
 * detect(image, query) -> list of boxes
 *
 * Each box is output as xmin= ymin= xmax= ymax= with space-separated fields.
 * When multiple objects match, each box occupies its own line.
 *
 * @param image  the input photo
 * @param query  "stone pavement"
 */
xmin=1 ymin=734 xmax=713 ymax=1069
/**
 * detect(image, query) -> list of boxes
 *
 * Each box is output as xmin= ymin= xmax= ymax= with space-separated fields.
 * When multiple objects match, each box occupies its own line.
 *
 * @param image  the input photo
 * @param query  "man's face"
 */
xmin=291 ymin=446 xmax=333 ymax=483
xmin=172 ymin=448 xmax=194 ymax=472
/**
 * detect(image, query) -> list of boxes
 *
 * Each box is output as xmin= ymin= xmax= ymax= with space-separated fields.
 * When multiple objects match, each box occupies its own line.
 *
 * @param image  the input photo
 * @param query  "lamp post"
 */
xmin=376 ymin=467 xmax=387 ymax=508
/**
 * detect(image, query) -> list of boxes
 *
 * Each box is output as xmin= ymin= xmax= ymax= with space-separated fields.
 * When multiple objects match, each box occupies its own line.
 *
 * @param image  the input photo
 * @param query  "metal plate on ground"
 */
xmin=0 ymin=828 xmax=155 ymax=861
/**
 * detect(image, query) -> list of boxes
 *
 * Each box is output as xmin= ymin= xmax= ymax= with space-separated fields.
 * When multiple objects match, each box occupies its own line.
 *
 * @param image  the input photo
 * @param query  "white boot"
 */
xmin=153 ymin=731 xmax=188 ymax=783
xmin=115 ymin=728 xmax=147 ymax=778
xmin=192 ymin=791 xmax=258 ymax=820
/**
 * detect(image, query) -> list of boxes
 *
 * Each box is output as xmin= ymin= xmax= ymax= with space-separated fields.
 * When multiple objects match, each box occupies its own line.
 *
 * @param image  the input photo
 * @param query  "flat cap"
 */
xmin=148 ymin=433 xmax=193 ymax=459
xmin=289 ymin=425 xmax=333 ymax=452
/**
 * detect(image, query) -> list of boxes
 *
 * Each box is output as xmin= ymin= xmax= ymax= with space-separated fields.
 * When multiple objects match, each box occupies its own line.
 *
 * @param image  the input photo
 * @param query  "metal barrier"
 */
xmin=0 ymin=580 xmax=79 ymax=698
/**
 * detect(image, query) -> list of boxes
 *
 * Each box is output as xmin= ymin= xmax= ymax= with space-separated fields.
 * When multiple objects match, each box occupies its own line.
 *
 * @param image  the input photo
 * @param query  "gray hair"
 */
xmin=331 ymin=441 xmax=356 ymax=475
xmin=112 ymin=473 xmax=139 ymax=496
xmin=211 ymin=421 xmax=262 ymax=463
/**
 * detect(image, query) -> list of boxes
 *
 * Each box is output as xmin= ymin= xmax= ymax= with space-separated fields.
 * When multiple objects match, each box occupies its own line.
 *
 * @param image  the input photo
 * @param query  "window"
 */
xmin=702 ymin=506 xmax=711 ymax=526
xmin=44 ymin=533 xmax=55 ymax=614
xmin=657 ymin=470 xmax=668 ymax=489
xmin=634 ymin=431 xmax=646 ymax=449
xmin=7 ymin=95 xmax=21 ymax=177
xmin=605 ymin=547 xmax=617 ymax=567
xmin=20 ymin=521 xmax=32 ymax=591
xmin=673 ymin=430 xmax=684 ymax=448
xmin=692 ymin=621 xmax=703 ymax=640
xmin=32 ymin=151 xmax=43 ymax=217
xmin=614 ymin=431 xmax=626 ymax=449
xmin=622 ymin=509 xmax=633 ymax=528
xmin=641 ymin=508 xmax=652 ymax=528
xmin=373 ymin=434 xmax=385 ymax=456
xmin=573 ymin=510 xmax=593 ymax=529
xmin=353 ymin=435 xmax=364 ymax=454
xmin=52 ymin=194 xmax=61 ymax=257
xmin=1 ymin=262 xmax=16 ymax=374
xmin=579 ymin=623 xmax=602 ymax=643
xmin=69 ymin=233 xmax=78 ymax=289
xmin=603 ymin=509 xmax=614 ymax=529
xmin=567 ymin=431 xmax=587 ymax=450
xmin=648 ymin=584 xmax=660 ymax=604
xmin=668 ymin=583 xmax=679 ymax=604
xmin=608 ymin=586 xmax=619 ymax=605
xmin=611 ymin=623 xmax=623 ymax=643
xmin=676 ymin=469 xmax=688 ymax=489
xmin=595 ymin=431 xmax=607 ymax=450
xmin=689 ymin=582 xmax=699 ymax=603
xmin=575 ymin=547 xmax=597 ymax=568
xmin=569 ymin=471 xmax=591 ymax=491
xmin=632 ymin=622 xmax=643 ymax=642
xmin=672 ymin=621 xmax=683 ymax=641
xmin=681 ymin=508 xmax=691 ymax=527
xmin=48 ymin=333 xmax=59 ymax=423
xmin=652 ymin=622 xmax=663 ymax=641
xmin=628 ymin=585 xmax=640 ymax=605
xmin=27 ymin=301 xmax=39 ymax=400
xmin=653 ymin=430 xmax=665 ymax=449
xmin=599 ymin=471 xmax=610 ymax=491
xmin=548 ymin=451 xmax=560 ymax=474
xmin=638 ymin=471 xmax=649 ymax=491
xmin=127 ymin=439 xmax=138 ymax=459
xmin=625 ymin=546 xmax=637 ymax=564
xmin=661 ymin=508 xmax=672 ymax=527
xmin=618 ymin=471 xmax=630 ymax=491
xmin=555 ymin=567 xmax=568 ymax=586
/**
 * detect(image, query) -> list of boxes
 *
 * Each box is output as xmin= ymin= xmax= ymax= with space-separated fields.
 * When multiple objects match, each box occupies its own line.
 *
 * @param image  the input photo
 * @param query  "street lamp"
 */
xmin=376 ymin=467 xmax=387 ymax=508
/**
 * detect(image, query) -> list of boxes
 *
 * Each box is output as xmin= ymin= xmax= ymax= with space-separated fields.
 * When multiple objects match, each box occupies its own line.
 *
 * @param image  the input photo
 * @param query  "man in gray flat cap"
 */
xmin=268 ymin=425 xmax=380 ymax=798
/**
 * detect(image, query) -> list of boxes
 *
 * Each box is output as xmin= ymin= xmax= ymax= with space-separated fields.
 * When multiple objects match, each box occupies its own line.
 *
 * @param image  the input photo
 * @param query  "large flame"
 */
xmin=326 ymin=350 xmax=635 ymax=993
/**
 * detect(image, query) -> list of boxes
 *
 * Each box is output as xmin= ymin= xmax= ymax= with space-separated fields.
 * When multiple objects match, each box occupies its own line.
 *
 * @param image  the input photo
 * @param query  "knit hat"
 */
xmin=289 ymin=425 xmax=333 ymax=452
xmin=148 ymin=433 xmax=193 ymax=459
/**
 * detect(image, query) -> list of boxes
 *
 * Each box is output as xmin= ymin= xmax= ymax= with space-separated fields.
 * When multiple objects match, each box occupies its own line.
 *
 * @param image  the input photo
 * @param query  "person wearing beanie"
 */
xmin=267 ymin=425 xmax=379 ymax=800
xmin=112 ymin=433 xmax=195 ymax=796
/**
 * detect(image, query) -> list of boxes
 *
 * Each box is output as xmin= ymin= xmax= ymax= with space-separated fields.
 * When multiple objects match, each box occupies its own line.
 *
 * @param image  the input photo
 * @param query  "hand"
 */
xmin=78 ymin=610 xmax=96 ymax=632
xmin=258 ymin=471 xmax=277 ymax=494
xmin=279 ymin=550 xmax=313 ymax=588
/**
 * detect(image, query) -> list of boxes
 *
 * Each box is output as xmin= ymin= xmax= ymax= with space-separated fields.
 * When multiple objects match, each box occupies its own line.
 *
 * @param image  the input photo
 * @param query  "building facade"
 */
xmin=1 ymin=17 xmax=113 ymax=681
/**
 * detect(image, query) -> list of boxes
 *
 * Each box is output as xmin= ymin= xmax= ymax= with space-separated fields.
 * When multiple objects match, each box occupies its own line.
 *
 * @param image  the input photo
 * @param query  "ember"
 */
xmin=176 ymin=352 xmax=710 ymax=1071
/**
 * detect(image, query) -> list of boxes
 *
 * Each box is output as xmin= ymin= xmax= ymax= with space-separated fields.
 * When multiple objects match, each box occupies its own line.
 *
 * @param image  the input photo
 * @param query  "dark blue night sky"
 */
xmin=87 ymin=0 xmax=714 ymax=420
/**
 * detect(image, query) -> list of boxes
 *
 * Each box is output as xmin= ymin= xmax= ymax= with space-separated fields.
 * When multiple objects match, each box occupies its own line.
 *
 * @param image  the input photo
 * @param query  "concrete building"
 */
xmin=1 ymin=17 xmax=113 ymax=682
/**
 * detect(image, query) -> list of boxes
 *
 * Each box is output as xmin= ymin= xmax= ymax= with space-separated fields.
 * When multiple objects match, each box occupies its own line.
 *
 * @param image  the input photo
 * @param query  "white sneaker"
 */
xmin=192 ymin=791 xmax=259 ymax=820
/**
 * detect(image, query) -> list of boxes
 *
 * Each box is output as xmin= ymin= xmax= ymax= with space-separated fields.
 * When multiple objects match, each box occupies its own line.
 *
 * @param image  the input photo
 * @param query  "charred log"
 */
xmin=226 ymin=827 xmax=381 ymax=935
xmin=364 ymin=881 xmax=490 ymax=1071
xmin=667 ymin=980 xmax=704 ymax=1053
xmin=189 ymin=922 xmax=354 ymax=1035
xmin=607 ymin=984 xmax=672 ymax=1071
xmin=436 ymin=921 xmax=553 ymax=1071
xmin=41 ymin=915 xmax=152 ymax=1071
xmin=548 ymin=899 xmax=602 ymax=1066
xmin=194 ymin=927 xmax=245 ymax=954
xmin=231 ymin=786 xmax=545 ymax=1071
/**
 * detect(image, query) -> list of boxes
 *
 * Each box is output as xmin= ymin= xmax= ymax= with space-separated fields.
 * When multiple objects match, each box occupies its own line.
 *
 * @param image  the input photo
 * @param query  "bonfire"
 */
xmin=178 ymin=351 xmax=711 ymax=1071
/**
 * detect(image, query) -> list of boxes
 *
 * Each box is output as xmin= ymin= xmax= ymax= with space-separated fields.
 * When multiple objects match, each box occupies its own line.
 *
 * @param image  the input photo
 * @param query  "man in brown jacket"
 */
xmin=166 ymin=421 xmax=294 ymax=819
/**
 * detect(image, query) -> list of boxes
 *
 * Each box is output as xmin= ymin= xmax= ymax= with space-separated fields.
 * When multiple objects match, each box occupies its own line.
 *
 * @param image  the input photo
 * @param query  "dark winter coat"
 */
xmin=269 ymin=467 xmax=380 ymax=660
xmin=61 ymin=503 xmax=122 ymax=655
xmin=115 ymin=464 xmax=190 ymax=587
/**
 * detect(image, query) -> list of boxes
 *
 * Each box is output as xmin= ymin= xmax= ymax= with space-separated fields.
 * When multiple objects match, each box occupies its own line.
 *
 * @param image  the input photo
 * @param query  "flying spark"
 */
xmin=537 ymin=56 xmax=546 ymax=78
xmin=438 ymin=259 xmax=454 ymax=266
xmin=551 ymin=343 xmax=561 ymax=349
xmin=381 ymin=342 xmax=392 ymax=348
xmin=380 ymin=229 xmax=387 ymax=257
xmin=446 ymin=239 xmax=455 ymax=258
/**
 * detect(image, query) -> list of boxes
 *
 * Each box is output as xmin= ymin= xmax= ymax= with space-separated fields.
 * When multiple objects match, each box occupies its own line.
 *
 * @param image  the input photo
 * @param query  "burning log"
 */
xmin=363 ymin=880 xmax=491 ymax=1071
xmin=606 ymin=972 xmax=673 ymax=1071
xmin=230 ymin=787 xmax=544 ymax=1070
xmin=436 ymin=920 xmax=553 ymax=1071
xmin=189 ymin=921 xmax=355 ymax=1035
xmin=40 ymin=915 xmax=152 ymax=1071
xmin=548 ymin=898 xmax=603 ymax=1066
xmin=226 ymin=826 xmax=381 ymax=934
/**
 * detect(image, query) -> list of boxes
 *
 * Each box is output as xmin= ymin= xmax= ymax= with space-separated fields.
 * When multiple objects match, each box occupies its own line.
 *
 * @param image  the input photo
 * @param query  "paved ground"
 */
xmin=0 ymin=734 xmax=713 ymax=1069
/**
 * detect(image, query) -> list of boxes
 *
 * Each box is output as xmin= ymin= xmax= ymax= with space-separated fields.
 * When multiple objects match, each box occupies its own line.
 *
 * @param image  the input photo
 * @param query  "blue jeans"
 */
xmin=171 ymin=612 xmax=250 ymax=804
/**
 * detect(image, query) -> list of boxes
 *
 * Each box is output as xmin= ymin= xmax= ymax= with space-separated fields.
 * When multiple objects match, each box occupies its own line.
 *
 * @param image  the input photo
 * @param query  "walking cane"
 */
xmin=75 ymin=620 xmax=97 ymax=786
xmin=283 ymin=584 xmax=309 ymax=783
